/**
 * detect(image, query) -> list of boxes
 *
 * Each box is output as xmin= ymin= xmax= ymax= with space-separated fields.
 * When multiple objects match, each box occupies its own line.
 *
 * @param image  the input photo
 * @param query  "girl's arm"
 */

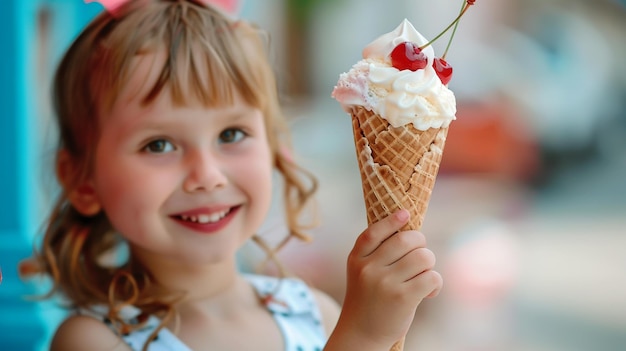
xmin=324 ymin=210 xmax=443 ymax=351
xmin=50 ymin=315 xmax=132 ymax=351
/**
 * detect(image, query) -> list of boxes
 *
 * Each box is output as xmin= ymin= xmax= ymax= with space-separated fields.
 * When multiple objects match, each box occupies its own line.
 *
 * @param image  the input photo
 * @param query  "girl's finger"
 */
xmin=407 ymin=270 xmax=444 ymax=299
xmin=368 ymin=230 xmax=427 ymax=266
xmin=392 ymin=247 xmax=436 ymax=282
xmin=353 ymin=209 xmax=410 ymax=258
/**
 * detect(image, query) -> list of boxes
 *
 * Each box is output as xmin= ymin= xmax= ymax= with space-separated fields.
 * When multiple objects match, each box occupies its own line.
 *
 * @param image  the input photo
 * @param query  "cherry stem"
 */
xmin=419 ymin=0 xmax=472 ymax=52
xmin=442 ymin=0 xmax=468 ymax=59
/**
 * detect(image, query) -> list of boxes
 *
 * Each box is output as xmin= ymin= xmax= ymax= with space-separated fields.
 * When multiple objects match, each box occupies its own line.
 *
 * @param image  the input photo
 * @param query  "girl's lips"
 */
xmin=171 ymin=205 xmax=240 ymax=234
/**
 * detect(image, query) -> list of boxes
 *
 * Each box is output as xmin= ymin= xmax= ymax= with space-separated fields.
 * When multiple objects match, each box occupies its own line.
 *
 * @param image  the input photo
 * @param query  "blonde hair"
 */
xmin=30 ymin=0 xmax=317 ymax=348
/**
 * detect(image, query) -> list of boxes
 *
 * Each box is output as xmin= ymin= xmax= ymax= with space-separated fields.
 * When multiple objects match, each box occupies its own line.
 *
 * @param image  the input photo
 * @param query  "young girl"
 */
xmin=27 ymin=1 xmax=442 ymax=350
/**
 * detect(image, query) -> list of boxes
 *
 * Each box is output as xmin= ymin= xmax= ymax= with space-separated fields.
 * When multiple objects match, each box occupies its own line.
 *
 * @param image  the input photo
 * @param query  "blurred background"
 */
xmin=1 ymin=0 xmax=625 ymax=350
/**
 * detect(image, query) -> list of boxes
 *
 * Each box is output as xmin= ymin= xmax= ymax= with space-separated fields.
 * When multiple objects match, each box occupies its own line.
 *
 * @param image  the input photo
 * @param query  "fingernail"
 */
xmin=395 ymin=209 xmax=409 ymax=222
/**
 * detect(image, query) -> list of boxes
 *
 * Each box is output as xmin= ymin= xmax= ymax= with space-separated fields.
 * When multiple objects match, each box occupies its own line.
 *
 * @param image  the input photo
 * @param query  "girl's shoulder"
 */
xmin=50 ymin=314 xmax=132 ymax=351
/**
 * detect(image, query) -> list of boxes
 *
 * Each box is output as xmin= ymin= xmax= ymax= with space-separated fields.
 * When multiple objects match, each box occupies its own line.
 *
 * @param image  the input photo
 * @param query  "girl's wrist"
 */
xmin=324 ymin=318 xmax=395 ymax=351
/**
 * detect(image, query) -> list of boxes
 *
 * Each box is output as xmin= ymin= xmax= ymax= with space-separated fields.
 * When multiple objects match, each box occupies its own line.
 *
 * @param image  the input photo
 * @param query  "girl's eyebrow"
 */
xmin=206 ymin=106 xmax=262 ymax=124
xmin=124 ymin=117 xmax=172 ymax=133
xmin=116 ymin=114 xmax=178 ymax=139
xmin=128 ymin=107 xmax=260 ymax=132
xmin=226 ymin=109 xmax=259 ymax=121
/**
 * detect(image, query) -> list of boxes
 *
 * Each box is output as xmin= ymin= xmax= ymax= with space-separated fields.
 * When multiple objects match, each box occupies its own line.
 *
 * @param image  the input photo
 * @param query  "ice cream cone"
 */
xmin=333 ymin=17 xmax=459 ymax=351
xmin=351 ymin=105 xmax=448 ymax=232
xmin=389 ymin=339 xmax=405 ymax=351
xmin=350 ymin=105 xmax=448 ymax=351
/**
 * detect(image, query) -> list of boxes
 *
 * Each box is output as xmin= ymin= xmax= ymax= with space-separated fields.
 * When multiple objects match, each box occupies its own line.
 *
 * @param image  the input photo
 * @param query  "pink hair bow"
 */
xmin=84 ymin=0 xmax=241 ymax=17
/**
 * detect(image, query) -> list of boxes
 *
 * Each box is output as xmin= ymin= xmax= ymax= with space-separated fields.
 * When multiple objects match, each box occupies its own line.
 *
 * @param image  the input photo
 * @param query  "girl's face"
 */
xmin=89 ymin=53 xmax=274 ymax=267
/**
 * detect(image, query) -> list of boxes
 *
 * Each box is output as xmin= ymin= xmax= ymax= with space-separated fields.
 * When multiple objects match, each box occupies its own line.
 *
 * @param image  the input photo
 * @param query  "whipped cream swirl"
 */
xmin=332 ymin=19 xmax=456 ymax=130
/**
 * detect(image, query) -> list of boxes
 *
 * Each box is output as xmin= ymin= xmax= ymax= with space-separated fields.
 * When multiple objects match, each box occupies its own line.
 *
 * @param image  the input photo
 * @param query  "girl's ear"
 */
xmin=56 ymin=150 xmax=102 ymax=217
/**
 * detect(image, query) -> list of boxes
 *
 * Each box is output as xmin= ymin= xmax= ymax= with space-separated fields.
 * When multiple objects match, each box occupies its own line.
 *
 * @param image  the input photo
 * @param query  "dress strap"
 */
xmin=244 ymin=274 xmax=327 ymax=351
xmin=78 ymin=305 xmax=191 ymax=351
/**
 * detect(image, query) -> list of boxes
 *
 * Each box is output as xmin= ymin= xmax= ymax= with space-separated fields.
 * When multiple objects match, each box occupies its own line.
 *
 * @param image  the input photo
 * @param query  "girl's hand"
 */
xmin=328 ymin=210 xmax=443 ymax=350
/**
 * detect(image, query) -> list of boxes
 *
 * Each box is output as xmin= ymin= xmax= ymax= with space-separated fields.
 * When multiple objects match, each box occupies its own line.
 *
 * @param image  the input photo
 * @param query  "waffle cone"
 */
xmin=350 ymin=106 xmax=448 ymax=351
xmin=389 ymin=338 xmax=405 ymax=351
xmin=351 ymin=106 xmax=448 ymax=231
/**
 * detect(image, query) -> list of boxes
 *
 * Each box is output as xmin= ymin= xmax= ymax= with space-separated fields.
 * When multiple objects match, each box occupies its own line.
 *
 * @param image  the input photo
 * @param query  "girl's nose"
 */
xmin=182 ymin=150 xmax=228 ymax=193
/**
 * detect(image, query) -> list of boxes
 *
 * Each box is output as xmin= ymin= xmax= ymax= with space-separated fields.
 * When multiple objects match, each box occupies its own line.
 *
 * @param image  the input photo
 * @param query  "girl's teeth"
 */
xmin=208 ymin=212 xmax=224 ymax=222
xmin=181 ymin=210 xmax=229 ymax=224
xmin=198 ymin=214 xmax=210 ymax=224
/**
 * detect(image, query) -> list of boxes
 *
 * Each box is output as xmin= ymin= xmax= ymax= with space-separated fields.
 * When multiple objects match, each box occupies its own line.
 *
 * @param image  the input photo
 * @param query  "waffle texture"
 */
xmin=351 ymin=106 xmax=448 ymax=231
xmin=389 ymin=338 xmax=405 ymax=351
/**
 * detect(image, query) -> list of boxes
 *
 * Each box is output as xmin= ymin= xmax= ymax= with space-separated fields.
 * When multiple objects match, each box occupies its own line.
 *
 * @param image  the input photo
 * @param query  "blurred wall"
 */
xmin=0 ymin=1 xmax=100 ymax=350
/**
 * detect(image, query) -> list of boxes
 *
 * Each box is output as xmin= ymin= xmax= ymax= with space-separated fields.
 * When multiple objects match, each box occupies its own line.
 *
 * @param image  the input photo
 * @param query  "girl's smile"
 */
xmin=170 ymin=205 xmax=241 ymax=234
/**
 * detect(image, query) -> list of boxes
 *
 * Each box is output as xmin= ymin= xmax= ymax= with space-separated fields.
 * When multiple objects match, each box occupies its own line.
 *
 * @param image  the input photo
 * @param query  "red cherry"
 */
xmin=433 ymin=57 xmax=453 ymax=85
xmin=390 ymin=42 xmax=428 ymax=71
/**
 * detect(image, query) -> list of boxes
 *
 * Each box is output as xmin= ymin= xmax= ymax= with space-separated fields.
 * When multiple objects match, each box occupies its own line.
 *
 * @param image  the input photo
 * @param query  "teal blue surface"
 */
xmin=0 ymin=1 xmax=101 ymax=350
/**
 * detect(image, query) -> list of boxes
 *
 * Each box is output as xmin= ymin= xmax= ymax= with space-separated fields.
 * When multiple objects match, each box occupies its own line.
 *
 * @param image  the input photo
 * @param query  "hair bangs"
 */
xmin=91 ymin=1 xmax=268 ymax=113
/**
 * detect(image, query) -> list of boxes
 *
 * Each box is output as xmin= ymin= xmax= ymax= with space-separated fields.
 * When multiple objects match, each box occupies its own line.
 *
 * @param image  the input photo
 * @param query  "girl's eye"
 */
xmin=219 ymin=128 xmax=246 ymax=144
xmin=144 ymin=139 xmax=175 ymax=153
